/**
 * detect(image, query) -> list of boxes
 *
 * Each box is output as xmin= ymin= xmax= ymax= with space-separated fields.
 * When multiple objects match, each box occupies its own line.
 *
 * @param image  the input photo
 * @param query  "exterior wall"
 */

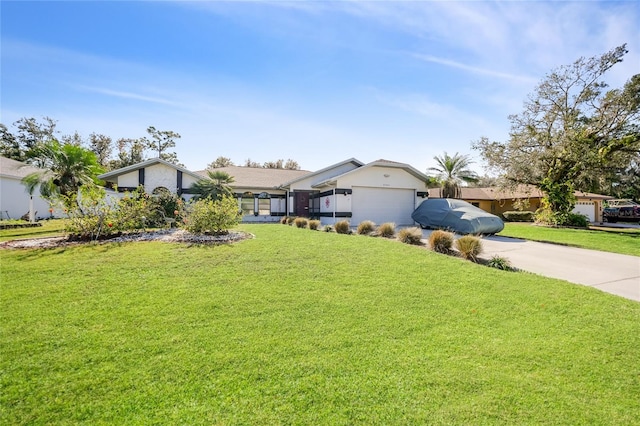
xmin=145 ymin=163 xmax=180 ymax=193
xmin=118 ymin=170 xmax=139 ymax=189
xmin=337 ymin=165 xmax=423 ymax=190
xmin=0 ymin=176 xmax=51 ymax=220
xmin=181 ymin=173 xmax=200 ymax=190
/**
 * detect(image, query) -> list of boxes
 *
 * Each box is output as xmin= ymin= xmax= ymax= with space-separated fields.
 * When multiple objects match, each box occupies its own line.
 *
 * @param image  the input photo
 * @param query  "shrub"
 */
xmin=63 ymin=185 xmax=117 ymax=241
xmin=334 ymin=220 xmax=351 ymax=234
xmin=286 ymin=216 xmax=296 ymax=225
xmin=486 ymin=255 xmax=514 ymax=271
xmin=455 ymin=235 xmax=483 ymax=262
xmin=323 ymin=225 xmax=333 ymax=232
xmin=428 ymin=230 xmax=454 ymax=253
xmin=397 ymin=227 xmax=423 ymax=245
xmin=566 ymin=212 xmax=589 ymax=228
xmin=308 ymin=220 xmax=321 ymax=230
xmin=376 ymin=222 xmax=396 ymax=238
xmin=357 ymin=220 xmax=376 ymax=235
xmin=280 ymin=216 xmax=289 ymax=224
xmin=294 ymin=217 xmax=308 ymax=228
xmin=502 ymin=211 xmax=535 ymax=222
xmin=183 ymin=196 xmax=241 ymax=234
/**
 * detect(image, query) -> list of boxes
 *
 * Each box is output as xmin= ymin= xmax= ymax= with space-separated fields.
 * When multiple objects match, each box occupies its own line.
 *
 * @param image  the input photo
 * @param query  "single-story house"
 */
xmin=99 ymin=157 xmax=430 ymax=226
xmin=427 ymin=185 xmax=613 ymax=223
xmin=0 ymin=156 xmax=51 ymax=220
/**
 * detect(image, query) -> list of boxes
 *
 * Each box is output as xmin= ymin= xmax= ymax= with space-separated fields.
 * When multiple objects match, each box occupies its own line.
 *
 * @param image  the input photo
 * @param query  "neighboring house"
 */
xmin=100 ymin=157 xmax=430 ymax=226
xmin=428 ymin=186 xmax=612 ymax=223
xmin=0 ymin=156 xmax=52 ymax=220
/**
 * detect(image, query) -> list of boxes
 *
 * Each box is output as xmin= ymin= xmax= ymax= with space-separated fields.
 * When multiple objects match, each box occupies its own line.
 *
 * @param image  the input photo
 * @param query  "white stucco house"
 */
xmin=0 ymin=156 xmax=51 ymax=220
xmin=99 ymin=157 xmax=430 ymax=226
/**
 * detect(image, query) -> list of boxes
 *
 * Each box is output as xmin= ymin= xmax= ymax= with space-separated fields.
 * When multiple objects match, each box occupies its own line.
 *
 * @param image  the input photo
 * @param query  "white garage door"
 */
xmin=351 ymin=187 xmax=416 ymax=226
xmin=573 ymin=201 xmax=595 ymax=222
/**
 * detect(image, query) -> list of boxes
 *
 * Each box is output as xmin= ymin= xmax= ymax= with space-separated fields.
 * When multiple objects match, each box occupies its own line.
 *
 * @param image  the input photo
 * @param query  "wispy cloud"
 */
xmin=412 ymin=54 xmax=537 ymax=84
xmin=74 ymin=86 xmax=182 ymax=107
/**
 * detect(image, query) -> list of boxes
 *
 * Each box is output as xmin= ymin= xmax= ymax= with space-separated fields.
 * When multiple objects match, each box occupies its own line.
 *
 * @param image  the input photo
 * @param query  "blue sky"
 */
xmin=2 ymin=1 xmax=639 ymax=173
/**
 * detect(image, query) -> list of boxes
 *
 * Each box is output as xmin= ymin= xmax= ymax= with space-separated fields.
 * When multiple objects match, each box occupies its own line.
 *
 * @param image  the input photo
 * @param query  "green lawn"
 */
xmin=0 ymin=219 xmax=66 ymax=242
xmin=2 ymin=224 xmax=639 ymax=424
xmin=498 ymin=223 xmax=640 ymax=256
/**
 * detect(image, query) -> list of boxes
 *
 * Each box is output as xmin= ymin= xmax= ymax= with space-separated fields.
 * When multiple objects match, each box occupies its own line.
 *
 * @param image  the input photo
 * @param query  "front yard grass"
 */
xmin=2 ymin=224 xmax=639 ymax=424
xmin=0 ymin=219 xmax=65 ymax=242
xmin=499 ymin=222 xmax=640 ymax=256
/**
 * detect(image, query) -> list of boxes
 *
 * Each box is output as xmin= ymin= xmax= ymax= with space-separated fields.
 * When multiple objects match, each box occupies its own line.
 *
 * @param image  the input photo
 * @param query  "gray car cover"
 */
xmin=412 ymin=198 xmax=504 ymax=234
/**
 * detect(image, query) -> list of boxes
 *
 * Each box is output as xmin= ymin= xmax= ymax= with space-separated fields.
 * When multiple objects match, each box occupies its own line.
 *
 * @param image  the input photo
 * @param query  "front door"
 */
xmin=294 ymin=191 xmax=310 ymax=217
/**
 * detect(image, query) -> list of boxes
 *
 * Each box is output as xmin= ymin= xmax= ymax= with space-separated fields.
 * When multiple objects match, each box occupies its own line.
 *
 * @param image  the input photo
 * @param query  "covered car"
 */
xmin=412 ymin=198 xmax=504 ymax=234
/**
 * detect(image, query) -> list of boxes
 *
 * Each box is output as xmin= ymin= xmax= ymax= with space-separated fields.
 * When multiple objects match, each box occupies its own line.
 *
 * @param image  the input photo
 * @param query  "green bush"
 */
xmin=183 ymin=196 xmax=241 ymax=235
xmin=502 ymin=211 xmax=535 ymax=222
xmin=397 ymin=227 xmax=423 ymax=245
xmin=294 ymin=217 xmax=308 ymax=228
xmin=63 ymin=185 xmax=117 ymax=241
xmin=486 ymin=255 xmax=514 ymax=271
xmin=376 ymin=222 xmax=396 ymax=238
xmin=455 ymin=235 xmax=483 ymax=262
xmin=308 ymin=220 xmax=321 ymax=230
xmin=566 ymin=212 xmax=589 ymax=228
xmin=357 ymin=220 xmax=376 ymax=235
xmin=334 ymin=220 xmax=351 ymax=234
xmin=428 ymin=230 xmax=454 ymax=253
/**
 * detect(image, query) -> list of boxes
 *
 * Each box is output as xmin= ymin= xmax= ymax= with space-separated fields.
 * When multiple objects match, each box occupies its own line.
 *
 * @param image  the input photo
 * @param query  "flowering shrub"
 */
xmin=63 ymin=185 xmax=117 ymax=241
xmin=183 ymin=196 xmax=241 ymax=234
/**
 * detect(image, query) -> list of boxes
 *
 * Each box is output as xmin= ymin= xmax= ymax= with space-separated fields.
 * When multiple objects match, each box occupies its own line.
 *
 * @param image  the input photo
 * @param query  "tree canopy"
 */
xmin=474 ymin=44 xmax=640 ymax=222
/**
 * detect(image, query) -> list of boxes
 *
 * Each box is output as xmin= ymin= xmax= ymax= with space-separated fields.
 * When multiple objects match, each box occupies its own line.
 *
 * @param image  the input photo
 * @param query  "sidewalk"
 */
xmin=422 ymin=230 xmax=640 ymax=302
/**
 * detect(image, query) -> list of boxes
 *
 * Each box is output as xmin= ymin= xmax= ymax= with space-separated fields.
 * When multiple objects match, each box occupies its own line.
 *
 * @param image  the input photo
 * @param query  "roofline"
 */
xmin=311 ymin=159 xmax=428 ymax=188
xmin=98 ymin=157 xmax=202 ymax=181
xmin=278 ymin=157 xmax=364 ymax=188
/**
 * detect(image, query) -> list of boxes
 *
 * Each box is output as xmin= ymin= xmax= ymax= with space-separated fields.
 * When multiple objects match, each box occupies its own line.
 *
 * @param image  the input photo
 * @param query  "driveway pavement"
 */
xmin=421 ymin=230 xmax=640 ymax=302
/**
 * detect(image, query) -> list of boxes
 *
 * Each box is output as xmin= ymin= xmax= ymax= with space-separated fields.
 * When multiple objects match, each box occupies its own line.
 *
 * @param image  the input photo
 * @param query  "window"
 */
xmin=471 ymin=202 xmax=480 ymax=208
xmin=258 ymin=192 xmax=271 ymax=215
xmin=241 ymin=192 xmax=254 ymax=215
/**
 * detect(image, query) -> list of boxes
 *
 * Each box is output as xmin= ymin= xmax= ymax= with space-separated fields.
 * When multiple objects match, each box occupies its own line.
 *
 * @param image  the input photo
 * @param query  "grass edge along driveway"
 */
xmin=1 ymin=224 xmax=639 ymax=424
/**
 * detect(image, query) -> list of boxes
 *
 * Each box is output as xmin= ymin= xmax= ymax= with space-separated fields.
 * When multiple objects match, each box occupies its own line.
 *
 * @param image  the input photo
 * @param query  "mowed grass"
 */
xmin=1 ymin=224 xmax=639 ymax=424
xmin=499 ymin=222 xmax=640 ymax=256
xmin=0 ymin=219 xmax=66 ymax=242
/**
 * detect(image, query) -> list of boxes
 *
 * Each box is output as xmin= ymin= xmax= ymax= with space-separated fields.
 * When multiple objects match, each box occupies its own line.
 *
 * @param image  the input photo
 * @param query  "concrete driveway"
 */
xmin=421 ymin=230 xmax=640 ymax=302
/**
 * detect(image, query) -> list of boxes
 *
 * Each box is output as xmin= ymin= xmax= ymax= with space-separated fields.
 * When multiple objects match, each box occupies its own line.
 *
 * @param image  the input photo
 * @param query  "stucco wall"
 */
xmin=118 ymin=170 xmax=139 ymax=189
xmin=337 ymin=165 xmax=424 ymax=190
xmin=289 ymin=162 xmax=360 ymax=190
xmin=0 ymin=176 xmax=51 ymax=220
xmin=145 ymin=163 xmax=179 ymax=193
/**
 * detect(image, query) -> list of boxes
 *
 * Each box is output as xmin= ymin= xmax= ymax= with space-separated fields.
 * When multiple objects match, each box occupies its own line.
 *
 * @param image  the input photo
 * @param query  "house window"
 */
xmin=241 ymin=192 xmax=254 ymax=215
xmin=258 ymin=192 xmax=271 ymax=215
xmin=471 ymin=202 xmax=480 ymax=208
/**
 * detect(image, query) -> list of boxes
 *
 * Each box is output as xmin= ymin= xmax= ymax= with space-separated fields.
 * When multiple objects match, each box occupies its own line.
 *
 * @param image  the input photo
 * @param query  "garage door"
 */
xmin=573 ymin=201 xmax=595 ymax=222
xmin=351 ymin=187 xmax=416 ymax=226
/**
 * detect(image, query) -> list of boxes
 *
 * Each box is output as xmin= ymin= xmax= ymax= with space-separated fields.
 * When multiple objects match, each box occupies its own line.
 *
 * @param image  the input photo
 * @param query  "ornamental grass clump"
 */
xmin=280 ymin=216 xmax=289 ymax=224
xmin=455 ymin=235 xmax=483 ymax=262
xmin=357 ymin=220 xmax=375 ymax=235
xmin=334 ymin=220 xmax=351 ymax=234
xmin=428 ymin=230 xmax=454 ymax=254
xmin=308 ymin=220 xmax=321 ymax=230
xmin=397 ymin=227 xmax=423 ymax=245
xmin=486 ymin=255 xmax=514 ymax=271
xmin=286 ymin=216 xmax=296 ymax=225
xmin=294 ymin=217 xmax=308 ymax=228
xmin=375 ymin=222 xmax=396 ymax=238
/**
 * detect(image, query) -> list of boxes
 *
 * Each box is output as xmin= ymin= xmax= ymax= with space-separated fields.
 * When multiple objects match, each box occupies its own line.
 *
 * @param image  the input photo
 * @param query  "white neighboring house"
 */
xmin=0 ymin=156 xmax=52 ymax=221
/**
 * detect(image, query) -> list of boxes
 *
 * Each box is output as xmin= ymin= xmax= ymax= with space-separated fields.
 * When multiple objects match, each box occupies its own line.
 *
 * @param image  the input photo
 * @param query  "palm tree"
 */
xmin=23 ymin=139 xmax=104 ymax=207
xmin=190 ymin=170 xmax=235 ymax=201
xmin=428 ymin=152 xmax=478 ymax=198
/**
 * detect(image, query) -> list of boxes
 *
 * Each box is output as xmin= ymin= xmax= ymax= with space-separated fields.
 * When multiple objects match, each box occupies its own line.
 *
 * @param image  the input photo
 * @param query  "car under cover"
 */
xmin=412 ymin=198 xmax=505 ymax=234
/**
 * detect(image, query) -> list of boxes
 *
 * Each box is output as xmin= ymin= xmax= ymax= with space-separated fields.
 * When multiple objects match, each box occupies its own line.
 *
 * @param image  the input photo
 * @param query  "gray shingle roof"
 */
xmin=0 ymin=156 xmax=47 ymax=179
xmin=195 ymin=166 xmax=311 ymax=189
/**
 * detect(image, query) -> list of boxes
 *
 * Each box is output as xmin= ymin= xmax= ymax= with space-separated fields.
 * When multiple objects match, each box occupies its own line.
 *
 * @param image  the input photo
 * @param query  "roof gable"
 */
xmin=98 ymin=157 xmax=202 ymax=182
xmin=312 ymin=159 xmax=428 ymax=187
xmin=279 ymin=158 xmax=364 ymax=188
